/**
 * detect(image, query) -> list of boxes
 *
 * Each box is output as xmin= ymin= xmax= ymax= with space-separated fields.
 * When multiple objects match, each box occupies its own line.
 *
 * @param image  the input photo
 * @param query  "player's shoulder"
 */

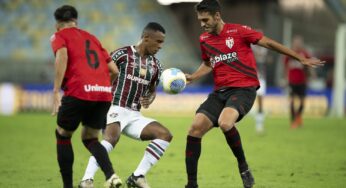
xmin=199 ymin=32 xmax=212 ymax=42
xmin=110 ymin=46 xmax=130 ymax=60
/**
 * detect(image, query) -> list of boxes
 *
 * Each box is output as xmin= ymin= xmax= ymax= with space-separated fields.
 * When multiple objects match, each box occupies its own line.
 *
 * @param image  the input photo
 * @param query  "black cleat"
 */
xmin=240 ymin=169 xmax=255 ymax=188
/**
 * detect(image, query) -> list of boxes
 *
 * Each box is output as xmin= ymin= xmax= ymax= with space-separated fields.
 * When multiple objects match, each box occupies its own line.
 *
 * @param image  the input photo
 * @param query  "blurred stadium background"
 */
xmin=0 ymin=0 xmax=345 ymax=118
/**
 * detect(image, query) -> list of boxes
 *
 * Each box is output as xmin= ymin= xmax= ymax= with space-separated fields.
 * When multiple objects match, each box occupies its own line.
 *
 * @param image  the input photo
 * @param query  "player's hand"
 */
xmin=301 ymin=58 xmax=325 ymax=68
xmin=140 ymin=92 xmax=156 ymax=109
xmin=185 ymin=73 xmax=194 ymax=84
xmin=51 ymin=91 xmax=61 ymax=116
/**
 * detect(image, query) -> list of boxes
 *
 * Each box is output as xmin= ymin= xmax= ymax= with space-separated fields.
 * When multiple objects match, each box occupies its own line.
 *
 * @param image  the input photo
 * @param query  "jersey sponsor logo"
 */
xmin=225 ymin=37 xmax=234 ymax=49
xmin=84 ymin=84 xmax=112 ymax=93
xmin=210 ymin=52 xmax=238 ymax=67
xmin=126 ymin=74 xmax=150 ymax=85
xmin=112 ymin=50 xmax=126 ymax=61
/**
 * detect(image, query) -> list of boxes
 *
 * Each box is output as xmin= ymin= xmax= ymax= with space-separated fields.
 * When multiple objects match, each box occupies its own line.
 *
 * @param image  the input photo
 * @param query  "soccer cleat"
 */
xmin=104 ymin=174 xmax=122 ymax=188
xmin=78 ymin=179 xmax=94 ymax=188
xmin=126 ymin=173 xmax=151 ymax=188
xmin=240 ymin=169 xmax=255 ymax=188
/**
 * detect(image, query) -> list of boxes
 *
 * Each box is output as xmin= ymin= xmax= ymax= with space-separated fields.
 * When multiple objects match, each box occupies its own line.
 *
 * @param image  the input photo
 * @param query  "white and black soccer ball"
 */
xmin=160 ymin=68 xmax=186 ymax=94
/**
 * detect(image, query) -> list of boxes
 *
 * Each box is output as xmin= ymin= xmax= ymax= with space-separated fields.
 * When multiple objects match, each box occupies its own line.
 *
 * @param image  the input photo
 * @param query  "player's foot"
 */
xmin=185 ymin=183 xmax=198 ymax=188
xmin=126 ymin=173 xmax=150 ymax=188
xmin=104 ymin=174 xmax=122 ymax=188
xmin=295 ymin=115 xmax=303 ymax=127
xmin=78 ymin=179 xmax=94 ymax=188
xmin=240 ymin=169 xmax=255 ymax=188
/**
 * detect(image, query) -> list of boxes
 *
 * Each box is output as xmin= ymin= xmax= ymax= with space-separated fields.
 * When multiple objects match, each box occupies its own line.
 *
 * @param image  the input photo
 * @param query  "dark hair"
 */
xmin=54 ymin=5 xmax=78 ymax=22
xmin=195 ymin=0 xmax=221 ymax=15
xmin=143 ymin=22 xmax=166 ymax=34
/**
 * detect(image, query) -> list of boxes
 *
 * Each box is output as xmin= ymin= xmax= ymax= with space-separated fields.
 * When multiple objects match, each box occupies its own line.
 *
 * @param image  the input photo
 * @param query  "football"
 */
xmin=160 ymin=68 xmax=186 ymax=94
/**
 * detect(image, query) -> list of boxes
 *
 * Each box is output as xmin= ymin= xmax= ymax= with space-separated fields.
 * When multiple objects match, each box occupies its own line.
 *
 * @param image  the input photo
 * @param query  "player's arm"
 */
xmin=52 ymin=47 xmax=68 ymax=116
xmin=257 ymin=36 xmax=324 ymax=68
xmin=185 ymin=61 xmax=212 ymax=84
xmin=108 ymin=60 xmax=119 ymax=83
xmin=140 ymin=83 xmax=157 ymax=109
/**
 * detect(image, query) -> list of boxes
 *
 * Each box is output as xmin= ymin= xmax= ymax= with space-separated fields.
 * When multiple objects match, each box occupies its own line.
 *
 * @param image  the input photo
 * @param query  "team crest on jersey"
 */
xmin=225 ymin=37 xmax=234 ymax=49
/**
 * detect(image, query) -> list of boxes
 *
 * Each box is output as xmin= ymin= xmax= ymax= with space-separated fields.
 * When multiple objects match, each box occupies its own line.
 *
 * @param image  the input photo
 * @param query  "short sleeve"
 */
xmin=238 ymin=25 xmax=263 ymax=44
xmin=50 ymin=34 xmax=66 ymax=55
xmin=110 ymin=48 xmax=128 ymax=66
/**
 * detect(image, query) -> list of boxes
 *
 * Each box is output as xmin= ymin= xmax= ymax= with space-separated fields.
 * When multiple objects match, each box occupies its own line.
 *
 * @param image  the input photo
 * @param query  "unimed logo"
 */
xmin=84 ymin=84 xmax=112 ymax=93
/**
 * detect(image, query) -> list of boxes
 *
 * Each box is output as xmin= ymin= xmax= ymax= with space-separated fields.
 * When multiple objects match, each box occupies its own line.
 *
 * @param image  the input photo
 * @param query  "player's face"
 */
xmin=144 ymin=31 xmax=165 ymax=55
xmin=197 ymin=11 xmax=219 ymax=33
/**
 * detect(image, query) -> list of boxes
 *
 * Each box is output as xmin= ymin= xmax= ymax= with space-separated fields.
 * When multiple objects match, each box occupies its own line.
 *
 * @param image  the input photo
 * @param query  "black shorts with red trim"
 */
xmin=196 ymin=87 xmax=257 ymax=127
xmin=57 ymin=96 xmax=110 ymax=131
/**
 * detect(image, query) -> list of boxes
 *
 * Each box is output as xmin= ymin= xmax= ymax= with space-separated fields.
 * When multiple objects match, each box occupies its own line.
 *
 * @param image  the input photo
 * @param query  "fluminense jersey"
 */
xmin=50 ymin=27 xmax=113 ymax=102
xmin=110 ymin=46 xmax=162 ymax=111
xmin=200 ymin=23 xmax=263 ymax=90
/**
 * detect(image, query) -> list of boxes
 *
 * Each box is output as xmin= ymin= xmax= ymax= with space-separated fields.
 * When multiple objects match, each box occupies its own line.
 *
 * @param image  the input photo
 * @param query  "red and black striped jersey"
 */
xmin=110 ymin=46 xmax=162 ymax=111
xmin=199 ymin=23 xmax=263 ymax=90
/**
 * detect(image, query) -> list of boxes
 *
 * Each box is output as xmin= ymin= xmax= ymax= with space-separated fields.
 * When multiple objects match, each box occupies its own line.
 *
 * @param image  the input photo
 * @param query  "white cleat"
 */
xmin=78 ymin=179 xmax=94 ymax=188
xmin=104 ymin=174 xmax=123 ymax=188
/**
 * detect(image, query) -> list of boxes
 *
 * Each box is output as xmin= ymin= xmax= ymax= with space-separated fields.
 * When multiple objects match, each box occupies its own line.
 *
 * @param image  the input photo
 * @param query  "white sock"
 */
xmin=255 ymin=113 xmax=265 ymax=132
xmin=82 ymin=140 xmax=113 ymax=180
xmin=133 ymin=139 xmax=170 ymax=176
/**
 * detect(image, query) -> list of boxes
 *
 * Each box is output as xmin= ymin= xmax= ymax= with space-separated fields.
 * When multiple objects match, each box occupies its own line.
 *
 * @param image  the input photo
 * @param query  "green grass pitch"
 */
xmin=0 ymin=113 xmax=345 ymax=188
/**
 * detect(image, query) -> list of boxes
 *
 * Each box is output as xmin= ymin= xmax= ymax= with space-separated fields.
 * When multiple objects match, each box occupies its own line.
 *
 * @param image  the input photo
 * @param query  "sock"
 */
xmin=55 ymin=130 xmax=74 ymax=188
xmin=83 ymin=138 xmax=114 ymax=180
xmin=298 ymin=102 xmax=304 ymax=115
xmin=82 ymin=140 xmax=114 ymax=180
xmin=255 ymin=113 xmax=265 ymax=132
xmin=133 ymin=139 xmax=170 ymax=176
xmin=290 ymin=100 xmax=295 ymax=122
xmin=185 ymin=135 xmax=201 ymax=186
xmin=223 ymin=127 xmax=248 ymax=172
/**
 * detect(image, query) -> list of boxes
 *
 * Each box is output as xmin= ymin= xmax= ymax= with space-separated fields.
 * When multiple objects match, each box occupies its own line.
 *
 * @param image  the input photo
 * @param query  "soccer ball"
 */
xmin=160 ymin=68 xmax=186 ymax=94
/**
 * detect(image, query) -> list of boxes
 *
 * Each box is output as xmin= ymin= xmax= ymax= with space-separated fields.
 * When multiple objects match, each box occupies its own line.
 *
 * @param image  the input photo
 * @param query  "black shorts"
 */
xmin=57 ymin=96 xmax=111 ymax=131
xmin=289 ymin=84 xmax=306 ymax=97
xmin=196 ymin=87 xmax=257 ymax=127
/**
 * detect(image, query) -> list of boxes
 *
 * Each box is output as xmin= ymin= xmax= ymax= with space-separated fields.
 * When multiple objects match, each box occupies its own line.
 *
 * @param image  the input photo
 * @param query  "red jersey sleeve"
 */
xmin=238 ymin=25 xmax=263 ymax=44
xmin=50 ymin=33 xmax=66 ymax=55
xmin=91 ymin=35 xmax=111 ymax=63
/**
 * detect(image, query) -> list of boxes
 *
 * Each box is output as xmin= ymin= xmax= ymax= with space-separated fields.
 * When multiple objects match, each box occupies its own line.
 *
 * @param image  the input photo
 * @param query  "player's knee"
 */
xmin=156 ymin=129 xmax=173 ymax=142
xmin=188 ymin=123 xmax=205 ymax=137
xmin=103 ymin=135 xmax=119 ymax=147
xmin=218 ymin=120 xmax=234 ymax=132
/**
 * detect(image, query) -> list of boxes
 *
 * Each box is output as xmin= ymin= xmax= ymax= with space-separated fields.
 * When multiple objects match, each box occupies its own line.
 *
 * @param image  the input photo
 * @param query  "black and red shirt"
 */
xmin=50 ymin=27 xmax=113 ymax=102
xmin=200 ymin=23 xmax=263 ymax=90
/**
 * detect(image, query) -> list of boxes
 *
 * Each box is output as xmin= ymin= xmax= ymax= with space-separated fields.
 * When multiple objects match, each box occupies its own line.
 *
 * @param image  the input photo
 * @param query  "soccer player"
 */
xmin=184 ymin=1 xmax=324 ymax=188
xmin=251 ymin=43 xmax=269 ymax=133
xmin=79 ymin=22 xmax=172 ymax=188
xmin=284 ymin=35 xmax=311 ymax=128
xmin=50 ymin=5 xmax=122 ymax=188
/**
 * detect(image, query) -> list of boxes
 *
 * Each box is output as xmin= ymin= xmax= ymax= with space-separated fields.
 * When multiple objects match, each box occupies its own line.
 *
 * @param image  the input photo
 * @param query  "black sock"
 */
xmin=83 ymin=138 xmax=114 ymax=180
xmin=55 ymin=130 xmax=74 ymax=188
xmin=298 ymin=103 xmax=304 ymax=115
xmin=224 ymin=127 xmax=248 ymax=172
xmin=185 ymin=135 xmax=201 ymax=186
xmin=290 ymin=100 xmax=296 ymax=121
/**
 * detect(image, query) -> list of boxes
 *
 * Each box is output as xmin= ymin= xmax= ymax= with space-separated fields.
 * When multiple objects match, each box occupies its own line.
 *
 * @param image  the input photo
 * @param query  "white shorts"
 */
xmin=106 ymin=105 xmax=156 ymax=140
xmin=257 ymin=78 xmax=266 ymax=96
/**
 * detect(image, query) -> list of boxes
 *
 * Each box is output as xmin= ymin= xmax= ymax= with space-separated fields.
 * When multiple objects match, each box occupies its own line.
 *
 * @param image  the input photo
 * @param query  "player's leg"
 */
xmin=80 ymin=102 xmax=121 ymax=188
xmin=289 ymin=85 xmax=298 ymax=128
xmin=80 ymin=122 xmax=121 ymax=185
xmin=220 ymin=87 xmax=256 ymax=188
xmin=295 ymin=85 xmax=306 ymax=127
xmin=185 ymin=92 xmax=221 ymax=188
xmin=55 ymin=96 xmax=83 ymax=188
xmin=255 ymin=79 xmax=266 ymax=133
xmin=125 ymin=119 xmax=172 ymax=188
